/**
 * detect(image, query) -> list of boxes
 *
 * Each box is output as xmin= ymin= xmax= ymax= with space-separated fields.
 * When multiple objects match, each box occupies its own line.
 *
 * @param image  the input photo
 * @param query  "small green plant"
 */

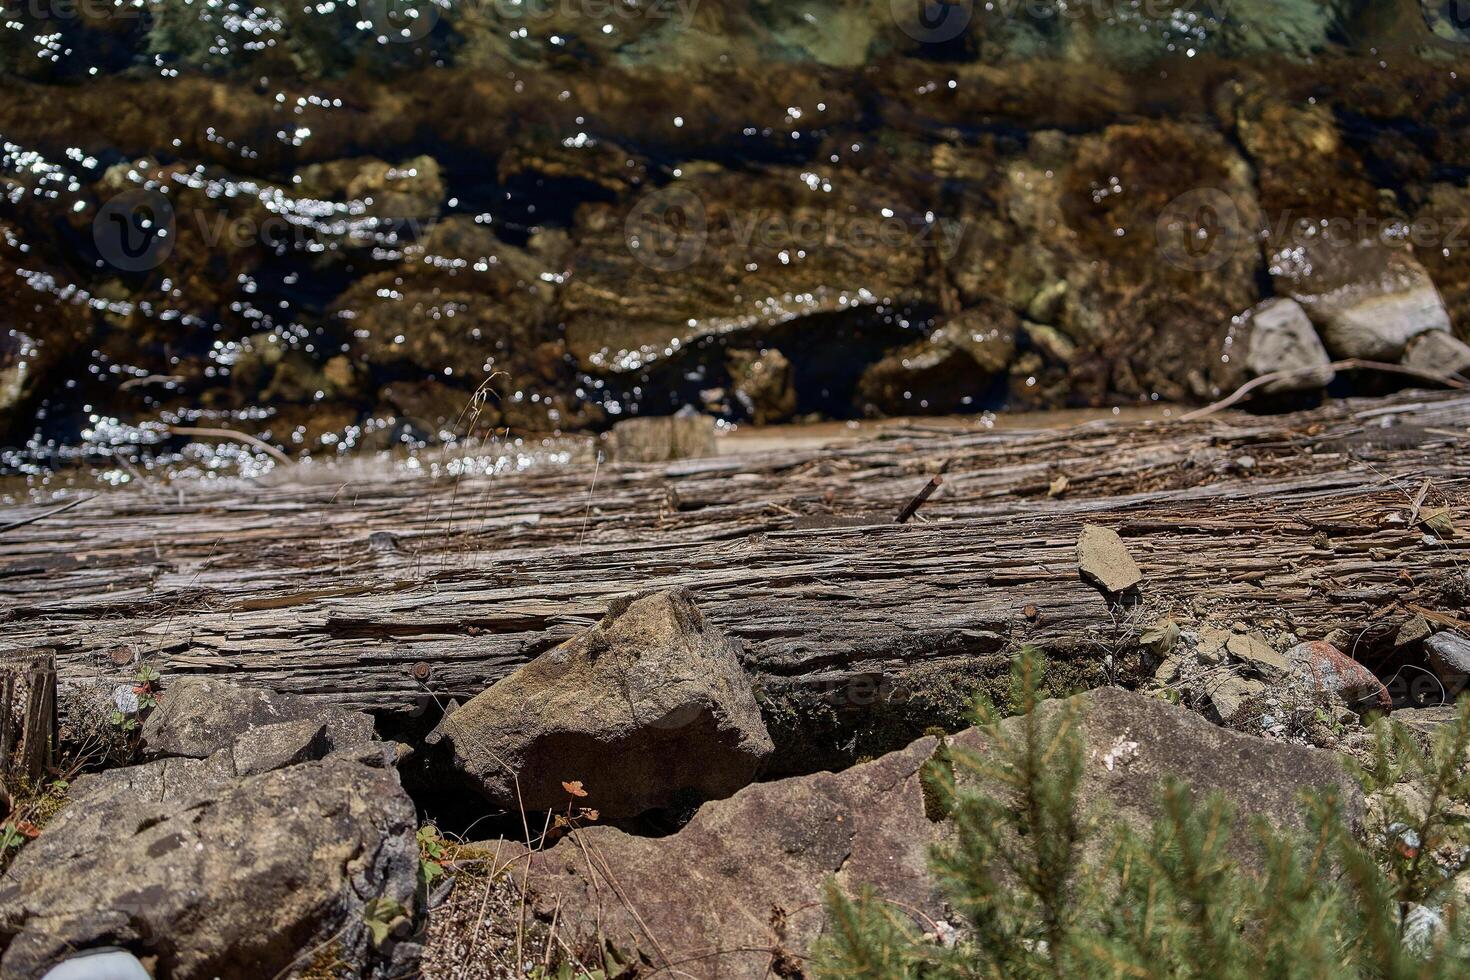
xmin=0 ymin=818 xmax=38 ymax=856
xmin=0 ymin=777 xmax=70 ymax=873
xmin=361 ymin=896 xmax=408 ymax=947
xmin=817 ymin=647 xmax=1470 ymax=979
xmin=417 ymin=824 xmax=447 ymax=889
xmin=111 ymin=664 xmax=162 ymax=733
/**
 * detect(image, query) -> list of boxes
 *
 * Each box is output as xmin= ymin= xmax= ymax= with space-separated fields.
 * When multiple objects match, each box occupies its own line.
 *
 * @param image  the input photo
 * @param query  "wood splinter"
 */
xmin=895 ymin=474 xmax=944 ymax=524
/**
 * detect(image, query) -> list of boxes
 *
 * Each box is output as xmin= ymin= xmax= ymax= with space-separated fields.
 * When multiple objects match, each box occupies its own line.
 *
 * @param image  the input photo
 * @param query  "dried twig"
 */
xmin=0 ymin=495 xmax=92 ymax=534
xmin=895 ymin=474 xmax=943 ymax=524
xmin=166 ymin=425 xmax=291 ymax=466
xmin=1410 ymin=479 xmax=1433 ymax=527
xmin=578 ymin=452 xmax=602 ymax=546
xmin=1178 ymin=359 xmax=1469 ymax=423
xmin=1405 ymin=603 xmax=1470 ymax=633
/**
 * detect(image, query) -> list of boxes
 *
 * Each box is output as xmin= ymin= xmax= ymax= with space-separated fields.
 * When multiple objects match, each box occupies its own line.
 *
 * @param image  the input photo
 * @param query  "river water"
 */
xmin=1 ymin=0 xmax=1466 ymax=484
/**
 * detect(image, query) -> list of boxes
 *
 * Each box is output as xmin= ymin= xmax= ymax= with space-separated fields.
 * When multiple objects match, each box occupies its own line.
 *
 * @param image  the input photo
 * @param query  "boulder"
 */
xmin=0 ymin=757 xmax=420 ymax=980
xmin=946 ymin=121 xmax=1266 ymax=405
xmin=854 ymin=304 xmax=1018 ymax=416
xmin=1289 ymin=640 xmax=1392 ymax=713
xmin=608 ymin=413 xmax=717 ymax=463
xmin=1402 ymin=329 xmax=1470 ymax=379
xmin=560 ymin=166 xmax=929 ymax=385
xmin=504 ymin=688 xmax=1362 ymax=979
xmin=141 ymin=676 xmax=376 ymax=760
xmin=1426 ymin=632 xmax=1470 ymax=696
xmin=1076 ymin=524 xmax=1142 ymax=598
xmin=1236 ymin=298 xmax=1335 ymax=392
xmin=294 ymin=154 xmax=444 ymax=225
xmin=1272 ymin=237 xmax=1452 ymax=360
xmin=727 ymin=348 xmax=797 ymax=425
xmin=428 ymin=589 xmax=773 ymax=817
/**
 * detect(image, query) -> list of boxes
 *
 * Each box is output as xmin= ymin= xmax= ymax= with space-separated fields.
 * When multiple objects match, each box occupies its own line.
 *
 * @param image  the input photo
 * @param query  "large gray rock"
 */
xmin=429 ymin=589 xmax=773 ymax=817
xmin=294 ymin=154 xmax=444 ymax=225
xmin=1273 ymin=238 xmax=1451 ymax=361
xmin=1238 ymin=297 xmax=1335 ymax=392
xmin=854 ymin=303 xmax=1018 ymax=416
xmin=1426 ymin=632 xmax=1470 ymax=696
xmin=141 ymin=676 xmax=376 ymax=760
xmin=503 ymin=688 xmax=1362 ymax=979
xmin=86 ymin=715 xmax=395 ymax=808
xmin=727 ymin=348 xmax=797 ymax=425
xmin=0 ymin=757 xmax=420 ymax=980
xmin=1402 ymin=329 xmax=1470 ymax=379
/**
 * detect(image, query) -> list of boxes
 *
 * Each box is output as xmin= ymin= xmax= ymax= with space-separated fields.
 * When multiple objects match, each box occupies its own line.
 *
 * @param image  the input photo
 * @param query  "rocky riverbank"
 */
xmin=0 ymin=389 xmax=1465 ymax=975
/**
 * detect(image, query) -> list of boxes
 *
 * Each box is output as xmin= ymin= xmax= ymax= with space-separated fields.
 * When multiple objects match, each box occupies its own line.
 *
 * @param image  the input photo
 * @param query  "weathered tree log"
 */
xmin=14 ymin=655 xmax=55 ymax=784
xmin=0 ymin=393 xmax=1466 ymax=771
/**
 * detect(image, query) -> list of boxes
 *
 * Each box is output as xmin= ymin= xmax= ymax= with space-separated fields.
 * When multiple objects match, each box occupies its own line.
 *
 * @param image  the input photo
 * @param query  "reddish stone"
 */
xmin=1290 ymin=641 xmax=1391 ymax=713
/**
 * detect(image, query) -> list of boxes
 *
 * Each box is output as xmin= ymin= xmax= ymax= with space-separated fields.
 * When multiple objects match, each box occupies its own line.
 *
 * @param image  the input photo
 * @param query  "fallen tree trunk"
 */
xmin=1 ymin=392 xmax=1467 ymax=771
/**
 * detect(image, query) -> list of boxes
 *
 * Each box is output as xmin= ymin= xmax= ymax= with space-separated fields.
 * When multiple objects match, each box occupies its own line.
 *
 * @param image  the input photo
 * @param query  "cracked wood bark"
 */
xmin=0 ymin=392 xmax=1466 ymax=770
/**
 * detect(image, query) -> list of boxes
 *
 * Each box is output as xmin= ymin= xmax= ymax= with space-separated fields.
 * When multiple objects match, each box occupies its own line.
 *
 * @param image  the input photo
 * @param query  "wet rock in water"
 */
xmin=1232 ymin=91 xmax=1382 ymax=223
xmin=1412 ymin=182 xmax=1470 ymax=333
xmin=0 ymin=244 xmax=94 ymax=438
xmin=141 ymin=676 xmax=375 ymax=760
xmin=229 ymin=332 xmax=362 ymax=407
xmin=855 ymin=303 xmax=1018 ymax=416
xmin=942 ymin=121 xmax=1265 ymax=406
xmin=1402 ymin=329 xmax=1470 ymax=378
xmin=727 ymin=348 xmax=797 ymax=425
xmin=429 ymin=589 xmax=773 ymax=818
xmin=560 ymin=165 xmax=928 ymax=381
xmin=335 ymin=222 xmax=577 ymax=433
xmin=609 ymin=413 xmax=717 ymax=463
xmin=502 ymin=688 xmax=1360 ymax=979
xmin=1425 ymin=632 xmax=1470 ymax=696
xmin=294 ymin=154 xmax=445 ymax=224
xmin=1234 ymin=298 xmax=1336 ymax=392
xmin=1273 ymin=237 xmax=1452 ymax=361
xmin=0 ymin=757 xmax=420 ymax=980
xmin=1021 ymin=321 xmax=1078 ymax=365
xmin=1288 ymin=640 xmax=1392 ymax=713
xmin=1076 ymin=524 xmax=1142 ymax=598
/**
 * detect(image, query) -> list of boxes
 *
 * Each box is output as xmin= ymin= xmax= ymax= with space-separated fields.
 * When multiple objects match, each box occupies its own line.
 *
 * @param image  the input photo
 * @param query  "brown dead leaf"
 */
xmin=561 ymin=780 xmax=588 ymax=798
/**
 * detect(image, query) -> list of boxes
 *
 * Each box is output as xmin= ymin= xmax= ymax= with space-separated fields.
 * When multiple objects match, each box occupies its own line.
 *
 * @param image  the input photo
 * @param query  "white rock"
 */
xmin=1242 ymin=298 xmax=1335 ymax=392
xmin=110 ymin=685 xmax=139 ymax=715
xmin=1402 ymin=329 xmax=1470 ymax=378
xmin=41 ymin=949 xmax=151 ymax=980
xmin=1273 ymin=238 xmax=1451 ymax=360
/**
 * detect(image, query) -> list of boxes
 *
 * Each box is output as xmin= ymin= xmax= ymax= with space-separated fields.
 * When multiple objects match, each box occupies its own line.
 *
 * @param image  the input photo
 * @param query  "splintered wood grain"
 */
xmin=0 ymin=392 xmax=1466 ymax=717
